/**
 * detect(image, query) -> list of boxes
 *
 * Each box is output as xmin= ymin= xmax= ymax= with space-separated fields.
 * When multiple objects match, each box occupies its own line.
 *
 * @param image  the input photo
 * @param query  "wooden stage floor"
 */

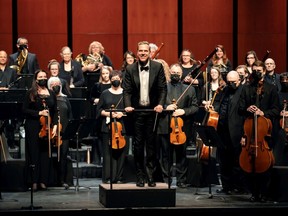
xmin=1 ymin=178 xmax=288 ymax=215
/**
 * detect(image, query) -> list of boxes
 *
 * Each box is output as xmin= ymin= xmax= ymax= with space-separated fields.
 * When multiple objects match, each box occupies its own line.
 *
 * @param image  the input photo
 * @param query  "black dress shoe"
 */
xmin=216 ymin=188 xmax=232 ymax=195
xmin=249 ymin=195 xmax=259 ymax=202
xmin=136 ymin=178 xmax=145 ymax=187
xmin=147 ymin=179 xmax=156 ymax=187
xmin=176 ymin=182 xmax=187 ymax=188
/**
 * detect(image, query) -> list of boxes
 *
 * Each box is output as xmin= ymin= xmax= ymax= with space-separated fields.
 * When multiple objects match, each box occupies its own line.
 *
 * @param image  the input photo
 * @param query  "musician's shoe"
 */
xmin=32 ymin=183 xmax=38 ymax=192
xmin=147 ymin=179 xmax=156 ymax=187
xmin=176 ymin=182 xmax=187 ymax=188
xmin=39 ymin=183 xmax=47 ymax=191
xmin=216 ymin=188 xmax=232 ymax=195
xmin=136 ymin=178 xmax=145 ymax=187
xmin=62 ymin=183 xmax=69 ymax=190
xmin=249 ymin=195 xmax=260 ymax=202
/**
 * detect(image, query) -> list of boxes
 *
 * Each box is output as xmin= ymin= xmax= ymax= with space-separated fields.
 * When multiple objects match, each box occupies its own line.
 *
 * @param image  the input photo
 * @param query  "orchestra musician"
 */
xmin=96 ymin=70 xmax=127 ymax=184
xmin=22 ymin=69 xmax=58 ymax=191
xmin=58 ymin=46 xmax=85 ymax=88
xmin=239 ymin=60 xmax=280 ymax=202
xmin=210 ymin=70 xmax=248 ymax=195
xmin=274 ymin=72 xmax=288 ymax=166
xmin=9 ymin=37 xmax=40 ymax=75
xmin=206 ymin=45 xmax=232 ymax=82
xmin=48 ymin=59 xmax=72 ymax=98
xmin=157 ymin=63 xmax=199 ymax=188
xmin=47 ymin=76 xmax=73 ymax=189
xmin=0 ymin=50 xmax=19 ymax=150
xmin=122 ymin=41 xmax=167 ymax=187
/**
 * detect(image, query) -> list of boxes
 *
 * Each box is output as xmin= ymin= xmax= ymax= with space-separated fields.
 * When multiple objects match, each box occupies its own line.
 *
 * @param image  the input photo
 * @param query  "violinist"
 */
xmin=212 ymin=70 xmax=247 ymax=195
xmin=22 ymin=69 xmax=58 ymax=191
xmin=274 ymin=72 xmax=288 ymax=166
xmin=96 ymin=70 xmax=127 ymax=184
xmin=239 ymin=60 xmax=280 ymax=202
xmin=157 ymin=63 xmax=199 ymax=188
xmin=47 ymin=76 xmax=73 ymax=189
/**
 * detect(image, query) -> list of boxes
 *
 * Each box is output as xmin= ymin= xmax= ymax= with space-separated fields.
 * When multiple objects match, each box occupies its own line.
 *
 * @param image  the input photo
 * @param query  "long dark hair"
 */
xmin=29 ymin=69 xmax=48 ymax=102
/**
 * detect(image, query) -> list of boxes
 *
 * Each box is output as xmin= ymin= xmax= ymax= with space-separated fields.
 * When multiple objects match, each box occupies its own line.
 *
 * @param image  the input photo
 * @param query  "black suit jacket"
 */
xmin=9 ymin=52 xmax=40 ymax=74
xmin=0 ymin=67 xmax=18 ymax=88
xmin=122 ymin=60 xmax=167 ymax=109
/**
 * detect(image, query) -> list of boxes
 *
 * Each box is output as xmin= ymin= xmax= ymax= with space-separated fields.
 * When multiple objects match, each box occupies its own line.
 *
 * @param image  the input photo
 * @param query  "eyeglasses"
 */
xmin=247 ymin=57 xmax=255 ymax=59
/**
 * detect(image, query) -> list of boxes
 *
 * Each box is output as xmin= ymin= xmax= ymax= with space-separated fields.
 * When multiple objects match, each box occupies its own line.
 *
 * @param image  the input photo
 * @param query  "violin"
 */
xmin=239 ymin=81 xmax=274 ymax=173
xmin=279 ymin=100 xmax=288 ymax=135
xmin=39 ymin=99 xmax=53 ymax=157
xmin=169 ymin=99 xmax=186 ymax=145
xmin=110 ymin=104 xmax=126 ymax=149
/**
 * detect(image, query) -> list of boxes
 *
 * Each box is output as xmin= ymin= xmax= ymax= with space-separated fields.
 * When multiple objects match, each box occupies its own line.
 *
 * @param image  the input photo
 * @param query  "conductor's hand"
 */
xmin=154 ymin=105 xmax=163 ymax=113
xmin=125 ymin=106 xmax=134 ymax=113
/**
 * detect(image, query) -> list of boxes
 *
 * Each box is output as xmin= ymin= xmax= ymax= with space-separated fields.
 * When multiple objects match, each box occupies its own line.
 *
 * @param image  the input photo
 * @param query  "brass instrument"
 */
xmin=10 ymin=48 xmax=28 ymax=75
xmin=75 ymin=52 xmax=102 ymax=69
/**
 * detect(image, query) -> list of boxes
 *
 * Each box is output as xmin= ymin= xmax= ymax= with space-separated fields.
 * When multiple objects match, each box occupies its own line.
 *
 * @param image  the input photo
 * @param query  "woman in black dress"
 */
xmin=22 ymin=69 xmax=58 ymax=191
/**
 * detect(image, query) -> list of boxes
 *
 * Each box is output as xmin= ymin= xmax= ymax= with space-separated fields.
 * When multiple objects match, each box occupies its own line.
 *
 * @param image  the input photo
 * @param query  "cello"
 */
xmin=239 ymin=81 xmax=275 ymax=173
xmin=202 ymin=80 xmax=226 ymax=130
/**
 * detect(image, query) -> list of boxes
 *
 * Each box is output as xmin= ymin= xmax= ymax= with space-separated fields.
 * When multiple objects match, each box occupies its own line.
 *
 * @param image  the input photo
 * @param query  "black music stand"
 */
xmin=194 ymin=125 xmax=222 ymax=198
xmin=21 ymin=164 xmax=42 ymax=210
xmin=62 ymin=119 xmax=92 ymax=191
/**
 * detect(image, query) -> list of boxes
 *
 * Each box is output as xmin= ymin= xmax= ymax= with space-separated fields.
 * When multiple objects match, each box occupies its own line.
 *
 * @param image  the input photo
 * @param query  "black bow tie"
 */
xmin=140 ymin=66 xmax=149 ymax=71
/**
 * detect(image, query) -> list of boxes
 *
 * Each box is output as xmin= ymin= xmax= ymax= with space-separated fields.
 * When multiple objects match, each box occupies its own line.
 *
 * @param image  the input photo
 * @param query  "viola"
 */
xmin=111 ymin=118 xmax=126 ymax=149
xmin=169 ymin=99 xmax=186 ymax=145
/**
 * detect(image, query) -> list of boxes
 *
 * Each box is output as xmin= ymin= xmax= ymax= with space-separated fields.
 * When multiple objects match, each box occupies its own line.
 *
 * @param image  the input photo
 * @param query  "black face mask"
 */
xmin=19 ymin=44 xmax=27 ymax=50
xmin=251 ymin=70 xmax=263 ymax=82
xmin=111 ymin=80 xmax=121 ymax=87
xmin=228 ymin=82 xmax=237 ymax=91
xmin=37 ymin=79 xmax=47 ymax=87
xmin=52 ymin=85 xmax=61 ymax=94
xmin=170 ymin=74 xmax=181 ymax=84
xmin=239 ymin=74 xmax=245 ymax=82
xmin=281 ymin=82 xmax=288 ymax=92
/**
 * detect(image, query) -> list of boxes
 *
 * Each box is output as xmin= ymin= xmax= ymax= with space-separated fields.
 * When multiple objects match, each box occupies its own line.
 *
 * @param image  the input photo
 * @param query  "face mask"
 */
xmin=170 ymin=74 xmax=181 ymax=84
xmin=228 ymin=82 xmax=237 ymax=91
xmin=251 ymin=70 xmax=263 ymax=81
xmin=52 ymin=85 xmax=61 ymax=94
xmin=19 ymin=44 xmax=27 ymax=50
xmin=239 ymin=74 xmax=245 ymax=82
xmin=37 ymin=79 xmax=47 ymax=87
xmin=281 ymin=82 xmax=288 ymax=92
xmin=111 ymin=80 xmax=121 ymax=87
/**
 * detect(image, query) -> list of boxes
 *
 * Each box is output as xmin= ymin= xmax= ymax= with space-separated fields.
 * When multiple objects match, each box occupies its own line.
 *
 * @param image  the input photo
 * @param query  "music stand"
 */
xmin=62 ymin=119 xmax=92 ymax=191
xmin=194 ymin=125 xmax=222 ymax=198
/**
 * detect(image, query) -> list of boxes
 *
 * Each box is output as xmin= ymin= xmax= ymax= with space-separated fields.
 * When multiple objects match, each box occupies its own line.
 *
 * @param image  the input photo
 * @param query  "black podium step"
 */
xmin=99 ymin=183 xmax=176 ymax=208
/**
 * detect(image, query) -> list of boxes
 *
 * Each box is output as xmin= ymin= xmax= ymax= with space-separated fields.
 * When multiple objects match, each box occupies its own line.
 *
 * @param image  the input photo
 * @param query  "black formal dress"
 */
xmin=96 ymin=89 xmax=127 ymax=183
xmin=22 ymin=89 xmax=58 ymax=186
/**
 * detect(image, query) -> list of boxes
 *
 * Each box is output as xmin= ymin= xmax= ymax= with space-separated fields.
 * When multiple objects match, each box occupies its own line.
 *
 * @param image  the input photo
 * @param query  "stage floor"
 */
xmin=1 ymin=177 xmax=288 ymax=215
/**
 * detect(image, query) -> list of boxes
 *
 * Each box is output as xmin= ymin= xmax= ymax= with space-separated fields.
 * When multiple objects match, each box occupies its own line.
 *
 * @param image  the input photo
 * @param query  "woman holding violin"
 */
xmin=157 ymin=63 xmax=199 ymax=188
xmin=239 ymin=60 xmax=280 ymax=202
xmin=96 ymin=70 xmax=127 ymax=184
xmin=47 ymin=76 xmax=73 ymax=189
xmin=22 ymin=69 xmax=58 ymax=191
